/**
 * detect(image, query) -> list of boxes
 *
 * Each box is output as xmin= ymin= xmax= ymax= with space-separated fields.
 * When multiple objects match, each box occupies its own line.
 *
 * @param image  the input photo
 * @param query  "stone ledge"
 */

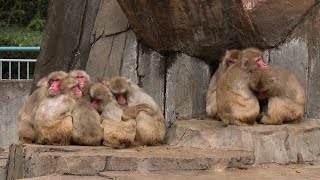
xmin=0 ymin=146 xmax=8 ymax=180
xmin=20 ymin=163 xmax=320 ymax=180
xmin=6 ymin=144 xmax=251 ymax=179
xmin=166 ymin=118 xmax=320 ymax=165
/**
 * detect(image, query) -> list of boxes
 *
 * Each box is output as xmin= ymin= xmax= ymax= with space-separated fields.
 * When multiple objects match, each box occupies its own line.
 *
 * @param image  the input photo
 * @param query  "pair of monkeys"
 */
xmin=18 ymin=70 xmax=165 ymax=148
xmin=206 ymin=48 xmax=306 ymax=126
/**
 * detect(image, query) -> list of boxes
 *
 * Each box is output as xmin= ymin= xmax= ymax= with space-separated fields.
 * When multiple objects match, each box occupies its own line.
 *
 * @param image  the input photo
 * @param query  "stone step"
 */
xmin=6 ymin=144 xmax=252 ymax=179
xmin=0 ymin=146 xmax=9 ymax=180
xmin=166 ymin=118 xmax=320 ymax=165
xmin=20 ymin=163 xmax=320 ymax=180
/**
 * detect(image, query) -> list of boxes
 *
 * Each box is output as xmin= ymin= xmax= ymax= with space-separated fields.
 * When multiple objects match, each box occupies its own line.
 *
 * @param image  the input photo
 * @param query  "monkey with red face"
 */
xmin=69 ymin=70 xmax=90 ymax=90
xmin=34 ymin=75 xmax=82 ymax=145
xmin=217 ymin=48 xmax=268 ymax=126
xmin=18 ymin=71 xmax=68 ymax=144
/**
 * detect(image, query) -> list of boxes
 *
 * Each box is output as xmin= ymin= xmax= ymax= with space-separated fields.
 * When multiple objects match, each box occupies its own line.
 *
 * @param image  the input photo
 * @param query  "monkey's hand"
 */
xmin=121 ymin=114 xmax=131 ymax=122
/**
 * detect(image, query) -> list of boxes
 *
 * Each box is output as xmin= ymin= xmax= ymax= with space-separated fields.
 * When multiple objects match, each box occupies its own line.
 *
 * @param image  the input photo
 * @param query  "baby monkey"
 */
xmin=107 ymin=77 xmax=165 ymax=146
xmin=71 ymin=81 xmax=103 ymax=145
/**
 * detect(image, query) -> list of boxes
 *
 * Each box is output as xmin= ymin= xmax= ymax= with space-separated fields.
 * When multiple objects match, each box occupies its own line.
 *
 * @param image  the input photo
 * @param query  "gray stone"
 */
xmin=0 ymin=81 xmax=32 ymax=146
xmin=262 ymin=3 xmax=320 ymax=118
xmin=91 ymin=0 xmax=129 ymax=40
xmin=17 ymin=163 xmax=320 ymax=180
xmin=103 ymin=32 xmax=127 ymax=78
xmin=120 ymin=30 xmax=139 ymax=83
xmin=33 ymin=0 xmax=101 ymax=90
xmin=86 ymin=36 xmax=114 ymax=80
xmin=165 ymin=53 xmax=211 ymax=127
xmin=166 ymin=118 xmax=320 ymax=165
xmin=138 ymin=45 xmax=166 ymax=111
xmin=6 ymin=144 xmax=251 ymax=179
xmin=268 ymin=39 xmax=308 ymax=87
xmin=0 ymin=147 xmax=8 ymax=180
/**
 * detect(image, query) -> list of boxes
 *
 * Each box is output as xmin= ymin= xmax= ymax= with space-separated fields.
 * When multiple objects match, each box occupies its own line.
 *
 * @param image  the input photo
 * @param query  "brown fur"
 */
xmin=216 ymin=48 xmax=265 ymax=126
xmin=251 ymin=66 xmax=306 ymax=125
xmin=72 ymin=82 xmax=103 ymax=146
xmin=69 ymin=70 xmax=90 ymax=81
xmin=90 ymin=83 xmax=136 ymax=149
xmin=34 ymin=76 xmax=79 ymax=145
xmin=108 ymin=77 xmax=165 ymax=146
xmin=18 ymin=71 xmax=68 ymax=143
xmin=206 ymin=49 xmax=241 ymax=119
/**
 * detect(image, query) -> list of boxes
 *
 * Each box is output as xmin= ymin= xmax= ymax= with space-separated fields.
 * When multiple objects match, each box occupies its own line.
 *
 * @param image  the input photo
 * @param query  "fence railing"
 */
xmin=0 ymin=46 xmax=39 ymax=80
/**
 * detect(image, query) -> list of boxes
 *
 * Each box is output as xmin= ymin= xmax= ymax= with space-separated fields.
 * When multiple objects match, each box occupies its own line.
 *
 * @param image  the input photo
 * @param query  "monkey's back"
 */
xmin=217 ymin=65 xmax=259 ymax=125
xmin=264 ymin=65 xmax=306 ymax=105
xmin=72 ymin=97 xmax=103 ymax=145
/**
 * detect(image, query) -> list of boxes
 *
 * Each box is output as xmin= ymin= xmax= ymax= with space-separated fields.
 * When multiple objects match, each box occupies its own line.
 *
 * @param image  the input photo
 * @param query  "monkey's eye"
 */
xmin=76 ymin=76 xmax=84 ymax=78
xmin=256 ymin=57 xmax=263 ymax=62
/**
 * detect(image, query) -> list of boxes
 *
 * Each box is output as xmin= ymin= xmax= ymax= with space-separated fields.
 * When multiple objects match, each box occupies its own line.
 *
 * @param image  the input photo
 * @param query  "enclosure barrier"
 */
xmin=0 ymin=46 xmax=39 ymax=80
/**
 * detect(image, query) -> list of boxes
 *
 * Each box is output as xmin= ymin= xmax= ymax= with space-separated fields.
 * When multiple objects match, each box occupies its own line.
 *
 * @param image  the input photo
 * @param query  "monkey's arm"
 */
xmin=122 ymin=104 xmax=155 ymax=121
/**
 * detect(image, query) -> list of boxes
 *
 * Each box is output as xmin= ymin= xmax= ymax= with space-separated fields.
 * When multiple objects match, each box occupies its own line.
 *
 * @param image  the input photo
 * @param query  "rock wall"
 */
xmin=0 ymin=81 xmax=32 ymax=146
xmin=33 ymin=0 xmax=320 ymax=128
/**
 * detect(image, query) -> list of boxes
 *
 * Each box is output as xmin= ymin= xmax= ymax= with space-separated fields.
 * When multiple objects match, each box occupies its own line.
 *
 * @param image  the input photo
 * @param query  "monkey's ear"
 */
xmin=127 ymin=78 xmax=131 ymax=85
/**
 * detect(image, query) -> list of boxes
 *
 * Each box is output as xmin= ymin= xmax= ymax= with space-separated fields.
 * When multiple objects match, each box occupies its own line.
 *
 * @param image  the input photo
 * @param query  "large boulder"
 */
xmin=117 ymin=0 xmax=316 ymax=61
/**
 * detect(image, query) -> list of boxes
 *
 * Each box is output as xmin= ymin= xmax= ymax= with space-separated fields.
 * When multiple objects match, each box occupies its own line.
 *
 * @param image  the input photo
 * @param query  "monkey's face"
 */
xmin=47 ymin=71 xmax=68 ymax=96
xmin=90 ymin=83 xmax=113 ymax=111
xmin=60 ymin=77 xmax=82 ymax=98
xmin=223 ymin=49 xmax=241 ymax=68
xmin=69 ymin=70 xmax=89 ymax=89
xmin=109 ymin=77 xmax=130 ymax=106
xmin=71 ymin=84 xmax=83 ymax=98
xmin=75 ymin=75 xmax=86 ymax=89
xmin=48 ymin=78 xmax=62 ymax=96
xmin=242 ymin=56 xmax=268 ymax=71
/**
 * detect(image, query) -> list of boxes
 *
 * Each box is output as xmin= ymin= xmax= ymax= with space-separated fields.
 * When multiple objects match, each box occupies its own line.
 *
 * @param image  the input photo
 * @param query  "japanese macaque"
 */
xmin=18 ymin=71 xmax=68 ymax=144
xmin=206 ymin=49 xmax=242 ymax=119
xmin=71 ymin=81 xmax=103 ymax=145
xmin=250 ymin=66 xmax=306 ymax=125
xmin=108 ymin=77 xmax=165 ymax=146
xmin=34 ymin=75 xmax=82 ymax=145
xmin=90 ymin=83 xmax=136 ymax=149
xmin=217 ymin=48 xmax=268 ymax=126
xmin=69 ymin=70 xmax=90 ymax=89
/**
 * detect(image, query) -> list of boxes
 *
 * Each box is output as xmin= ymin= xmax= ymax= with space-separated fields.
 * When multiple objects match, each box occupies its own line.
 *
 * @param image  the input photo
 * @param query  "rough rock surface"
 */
xmin=165 ymin=54 xmax=210 ymax=127
xmin=0 ymin=147 xmax=9 ymax=180
xmin=0 ymin=81 xmax=32 ymax=146
xmin=21 ymin=163 xmax=320 ymax=180
xmin=32 ymin=0 xmax=102 ymax=90
xmin=166 ymin=118 xmax=320 ymax=165
xmin=117 ymin=0 xmax=316 ymax=61
xmin=86 ymin=27 xmax=210 ymax=126
xmin=6 ymin=144 xmax=251 ymax=179
xmin=263 ymin=2 xmax=320 ymax=118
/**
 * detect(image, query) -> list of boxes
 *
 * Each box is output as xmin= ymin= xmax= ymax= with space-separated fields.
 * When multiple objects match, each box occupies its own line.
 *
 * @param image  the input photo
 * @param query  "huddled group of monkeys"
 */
xmin=17 ymin=70 xmax=165 ymax=148
xmin=17 ymin=47 xmax=306 ymax=148
xmin=206 ymin=48 xmax=306 ymax=126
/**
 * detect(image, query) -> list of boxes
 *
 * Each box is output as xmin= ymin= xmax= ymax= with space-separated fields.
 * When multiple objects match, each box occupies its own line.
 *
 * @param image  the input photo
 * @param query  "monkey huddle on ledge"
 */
xmin=206 ymin=48 xmax=306 ymax=126
xmin=17 ymin=70 xmax=165 ymax=148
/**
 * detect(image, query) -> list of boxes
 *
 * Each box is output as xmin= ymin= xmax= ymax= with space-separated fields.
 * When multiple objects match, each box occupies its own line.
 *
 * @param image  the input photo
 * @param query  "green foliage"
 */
xmin=0 ymin=26 xmax=42 ymax=47
xmin=0 ymin=0 xmax=48 ymax=31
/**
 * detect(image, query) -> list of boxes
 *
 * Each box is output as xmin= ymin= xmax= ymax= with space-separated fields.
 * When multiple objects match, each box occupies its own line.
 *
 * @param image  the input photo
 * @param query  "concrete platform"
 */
xmin=21 ymin=163 xmax=320 ymax=180
xmin=6 ymin=144 xmax=252 ymax=179
xmin=166 ymin=118 xmax=320 ymax=165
